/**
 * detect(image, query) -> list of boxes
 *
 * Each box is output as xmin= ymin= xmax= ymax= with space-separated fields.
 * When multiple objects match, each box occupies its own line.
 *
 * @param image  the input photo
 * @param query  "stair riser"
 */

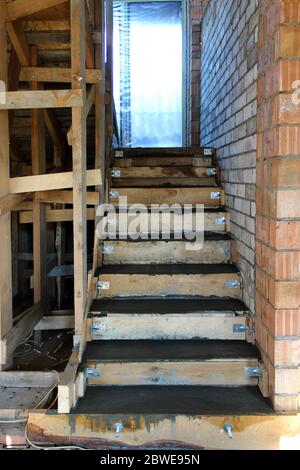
xmin=116 ymin=157 xmax=213 ymax=167
xmin=102 ymin=240 xmax=232 ymax=264
xmin=85 ymin=360 xmax=259 ymax=387
xmin=98 ymin=212 xmax=229 ymax=236
xmin=112 ymin=166 xmax=216 ymax=178
xmin=95 ymin=273 xmax=242 ymax=298
xmin=109 ymin=188 xmax=225 ymax=206
xmin=112 ymin=177 xmax=216 ymax=188
xmin=87 ymin=314 xmax=249 ymax=341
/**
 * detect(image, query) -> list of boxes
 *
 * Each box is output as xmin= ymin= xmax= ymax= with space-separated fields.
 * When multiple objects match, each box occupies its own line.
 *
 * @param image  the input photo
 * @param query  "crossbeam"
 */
xmin=0 ymin=90 xmax=83 ymax=110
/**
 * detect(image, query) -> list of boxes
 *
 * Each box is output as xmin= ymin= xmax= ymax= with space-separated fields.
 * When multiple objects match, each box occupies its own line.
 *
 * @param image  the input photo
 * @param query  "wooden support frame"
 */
xmin=10 ymin=169 xmax=102 ymax=194
xmin=20 ymin=67 xmax=102 ymax=84
xmin=6 ymin=0 xmax=68 ymax=22
xmin=0 ymin=1 xmax=13 ymax=368
xmin=0 ymin=89 xmax=84 ymax=109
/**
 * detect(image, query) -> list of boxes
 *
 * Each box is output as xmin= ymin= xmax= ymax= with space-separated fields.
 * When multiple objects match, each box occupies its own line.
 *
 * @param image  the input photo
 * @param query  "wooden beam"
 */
xmin=58 ymin=350 xmax=80 ymax=413
xmin=6 ymin=0 xmax=68 ymax=22
xmin=67 ymin=84 xmax=96 ymax=145
xmin=0 ymin=0 xmax=13 ymax=368
xmin=20 ymin=208 xmax=96 ymax=224
xmin=35 ymin=315 xmax=74 ymax=331
xmin=0 ymin=371 xmax=59 ymax=388
xmin=3 ymin=304 xmax=43 ymax=359
xmin=20 ymin=67 xmax=102 ymax=84
xmin=31 ymin=46 xmax=47 ymax=306
xmin=36 ymin=190 xmax=100 ymax=205
xmin=7 ymin=20 xmax=30 ymax=66
xmin=71 ymin=0 xmax=88 ymax=342
xmin=10 ymin=169 xmax=102 ymax=194
xmin=0 ymin=193 xmax=30 ymax=216
xmin=43 ymin=108 xmax=64 ymax=148
xmin=0 ymin=90 xmax=84 ymax=110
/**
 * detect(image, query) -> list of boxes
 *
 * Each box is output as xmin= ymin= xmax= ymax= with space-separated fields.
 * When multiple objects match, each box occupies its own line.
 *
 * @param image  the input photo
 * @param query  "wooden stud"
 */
xmin=0 ymin=1 xmax=13 ymax=368
xmin=20 ymin=67 xmax=102 ymax=84
xmin=36 ymin=190 xmax=99 ymax=205
xmin=0 ymin=89 xmax=84 ymax=109
xmin=71 ymin=0 xmax=87 ymax=342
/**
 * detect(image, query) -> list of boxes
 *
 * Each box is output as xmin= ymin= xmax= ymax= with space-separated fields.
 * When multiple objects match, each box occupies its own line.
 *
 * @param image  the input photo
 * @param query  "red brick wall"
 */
xmin=256 ymin=0 xmax=300 ymax=411
xmin=187 ymin=1 xmax=208 ymax=145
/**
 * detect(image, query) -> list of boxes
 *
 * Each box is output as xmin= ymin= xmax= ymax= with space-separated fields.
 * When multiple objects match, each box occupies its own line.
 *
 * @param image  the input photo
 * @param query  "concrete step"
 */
xmin=101 ymin=234 xmax=232 ymax=264
xmin=94 ymin=264 xmax=242 ymax=299
xmin=88 ymin=298 xmax=251 ymax=341
xmin=109 ymin=187 xmax=225 ymax=206
xmin=83 ymin=340 xmax=260 ymax=387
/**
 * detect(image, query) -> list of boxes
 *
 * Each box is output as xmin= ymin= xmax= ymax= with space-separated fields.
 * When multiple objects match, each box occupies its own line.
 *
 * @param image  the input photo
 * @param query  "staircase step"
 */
xmin=84 ymin=340 xmax=260 ymax=387
xmin=111 ymin=166 xmax=217 ymax=178
xmin=73 ymin=385 xmax=273 ymax=415
xmin=116 ymin=156 xmax=213 ymax=167
xmin=99 ymin=208 xmax=229 ymax=235
xmin=112 ymin=177 xmax=217 ymax=188
xmin=102 ymin=236 xmax=232 ymax=264
xmin=88 ymin=298 xmax=250 ymax=341
xmin=114 ymin=147 xmax=216 ymax=158
xmin=95 ymin=264 xmax=242 ymax=299
xmin=109 ymin=187 xmax=225 ymax=206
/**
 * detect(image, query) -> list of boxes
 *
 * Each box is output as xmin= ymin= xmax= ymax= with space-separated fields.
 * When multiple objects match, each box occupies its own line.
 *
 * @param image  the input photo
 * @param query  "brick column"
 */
xmin=256 ymin=0 xmax=300 ymax=411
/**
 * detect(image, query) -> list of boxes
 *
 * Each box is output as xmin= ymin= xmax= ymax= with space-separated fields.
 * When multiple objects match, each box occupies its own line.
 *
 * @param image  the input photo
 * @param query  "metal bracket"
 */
xmin=233 ymin=324 xmax=249 ymax=333
xmin=225 ymin=280 xmax=241 ymax=289
xmin=86 ymin=368 xmax=101 ymax=378
xmin=110 ymin=191 xmax=119 ymax=200
xmin=210 ymin=191 xmax=221 ymax=200
xmin=92 ymin=321 xmax=106 ymax=334
xmin=115 ymin=151 xmax=124 ymax=158
xmin=245 ymin=367 xmax=261 ymax=378
xmin=114 ymin=423 xmax=123 ymax=438
xmin=103 ymin=246 xmax=114 ymax=254
xmin=223 ymin=424 xmax=233 ymax=439
xmin=215 ymin=216 xmax=226 ymax=225
xmin=204 ymin=148 xmax=213 ymax=156
xmin=96 ymin=281 xmax=110 ymax=291
xmin=112 ymin=169 xmax=121 ymax=178
xmin=206 ymin=168 xmax=216 ymax=177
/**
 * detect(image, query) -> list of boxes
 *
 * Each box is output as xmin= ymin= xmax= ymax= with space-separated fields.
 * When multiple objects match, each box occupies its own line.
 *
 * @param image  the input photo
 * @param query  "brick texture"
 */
xmin=256 ymin=0 xmax=300 ymax=412
xmin=200 ymin=0 xmax=259 ymax=313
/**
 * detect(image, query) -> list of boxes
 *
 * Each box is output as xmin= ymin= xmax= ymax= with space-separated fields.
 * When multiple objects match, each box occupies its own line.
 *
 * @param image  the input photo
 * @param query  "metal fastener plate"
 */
xmin=86 ymin=368 xmax=101 ymax=378
xmin=225 ymin=280 xmax=241 ymax=289
xmin=206 ymin=168 xmax=216 ymax=176
xmin=210 ymin=192 xmax=221 ymax=200
xmin=115 ymin=151 xmax=124 ymax=158
xmin=110 ymin=191 xmax=119 ymax=199
xmin=215 ymin=216 xmax=226 ymax=225
xmin=233 ymin=324 xmax=249 ymax=333
xmin=103 ymin=246 xmax=114 ymax=254
xmin=204 ymin=148 xmax=213 ymax=156
xmin=245 ymin=367 xmax=261 ymax=378
xmin=112 ymin=170 xmax=121 ymax=178
xmin=96 ymin=281 xmax=110 ymax=290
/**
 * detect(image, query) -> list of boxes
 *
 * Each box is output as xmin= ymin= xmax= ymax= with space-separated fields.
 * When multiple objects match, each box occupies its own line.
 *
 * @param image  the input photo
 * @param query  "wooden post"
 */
xmin=31 ymin=46 xmax=47 ymax=307
xmin=0 ymin=0 xmax=13 ymax=368
xmin=95 ymin=0 xmax=106 ymax=203
xmin=71 ymin=0 xmax=87 ymax=344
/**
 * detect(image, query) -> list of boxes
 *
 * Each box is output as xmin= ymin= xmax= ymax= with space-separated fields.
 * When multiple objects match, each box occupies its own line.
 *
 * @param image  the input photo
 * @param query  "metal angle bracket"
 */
xmin=204 ymin=148 xmax=213 ymax=156
xmin=115 ymin=151 xmax=124 ymax=158
xmin=244 ymin=367 xmax=261 ymax=378
xmin=110 ymin=191 xmax=119 ymax=199
xmin=215 ymin=216 xmax=226 ymax=225
xmin=206 ymin=168 xmax=217 ymax=177
xmin=112 ymin=169 xmax=121 ymax=178
xmin=233 ymin=324 xmax=249 ymax=333
xmin=210 ymin=191 xmax=221 ymax=200
xmin=86 ymin=368 xmax=101 ymax=378
xmin=225 ymin=280 xmax=241 ymax=289
xmin=103 ymin=246 xmax=114 ymax=254
xmin=96 ymin=281 xmax=110 ymax=290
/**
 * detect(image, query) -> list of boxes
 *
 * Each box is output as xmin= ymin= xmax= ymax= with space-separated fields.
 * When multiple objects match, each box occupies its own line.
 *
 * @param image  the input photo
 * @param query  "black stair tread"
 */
xmin=90 ymin=298 xmax=249 ymax=315
xmin=73 ymin=386 xmax=273 ymax=415
xmin=114 ymin=147 xmax=215 ymax=156
xmin=104 ymin=207 xmax=227 ymax=214
xmin=96 ymin=264 xmax=239 ymax=276
xmin=103 ymin=232 xmax=232 ymax=242
xmin=112 ymin=181 xmax=218 ymax=189
xmin=84 ymin=340 xmax=259 ymax=362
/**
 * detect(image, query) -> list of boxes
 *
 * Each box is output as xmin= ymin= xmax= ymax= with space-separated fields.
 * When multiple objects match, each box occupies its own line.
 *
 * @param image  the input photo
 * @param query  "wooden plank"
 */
xmin=113 ymin=177 xmax=217 ymax=188
xmin=0 ymin=371 xmax=58 ymax=388
xmin=102 ymin=240 xmax=231 ymax=265
xmin=36 ymin=190 xmax=99 ymax=205
xmin=4 ymin=304 xmax=43 ymax=359
xmin=117 ymin=156 xmax=213 ymax=167
xmin=0 ymin=89 xmax=83 ymax=110
xmin=101 ymin=211 xmax=229 ymax=235
xmin=96 ymin=273 xmax=242 ymax=299
xmin=31 ymin=46 xmax=47 ymax=306
xmin=57 ymin=350 xmax=80 ymax=414
xmin=7 ymin=20 xmax=30 ymax=66
xmin=109 ymin=188 xmax=225 ymax=206
xmin=0 ymin=193 xmax=30 ymax=216
xmin=111 ymin=166 xmax=217 ymax=178
xmin=20 ymin=208 xmax=96 ymax=224
xmin=35 ymin=315 xmax=74 ymax=330
xmin=6 ymin=0 xmax=68 ymax=22
xmin=71 ymin=0 xmax=87 ymax=341
xmin=86 ymin=359 xmax=259 ymax=387
xmin=27 ymin=413 xmax=300 ymax=450
xmin=10 ymin=169 xmax=102 ymax=194
xmin=0 ymin=1 xmax=13 ymax=368
xmin=20 ymin=67 xmax=102 ymax=84
xmin=88 ymin=314 xmax=248 ymax=341
xmin=67 ymin=85 xmax=96 ymax=145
